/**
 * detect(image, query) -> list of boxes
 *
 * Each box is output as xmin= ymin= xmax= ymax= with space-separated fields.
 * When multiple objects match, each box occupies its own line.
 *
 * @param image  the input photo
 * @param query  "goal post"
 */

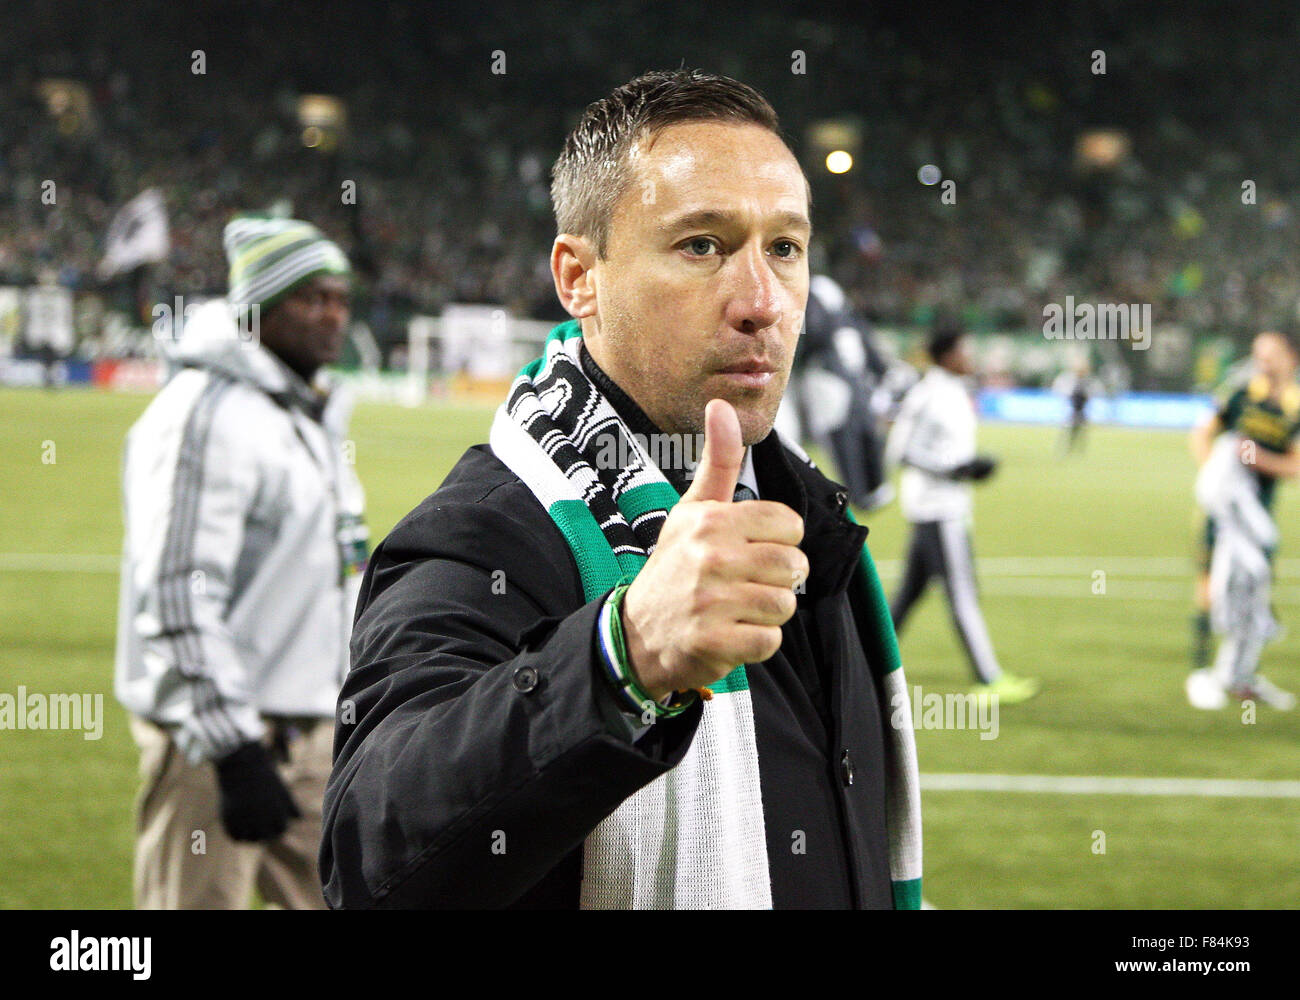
xmin=405 ymin=307 xmax=551 ymax=406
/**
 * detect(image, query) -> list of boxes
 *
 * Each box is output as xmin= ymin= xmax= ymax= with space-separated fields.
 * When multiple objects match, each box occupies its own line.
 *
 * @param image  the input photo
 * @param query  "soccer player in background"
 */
xmin=886 ymin=324 xmax=1039 ymax=703
xmin=1051 ymin=355 xmax=1098 ymax=455
xmin=1187 ymin=330 xmax=1300 ymax=709
xmin=115 ymin=216 xmax=367 ymax=907
xmin=22 ymin=267 xmax=75 ymax=388
xmin=1191 ymin=432 xmax=1289 ymax=709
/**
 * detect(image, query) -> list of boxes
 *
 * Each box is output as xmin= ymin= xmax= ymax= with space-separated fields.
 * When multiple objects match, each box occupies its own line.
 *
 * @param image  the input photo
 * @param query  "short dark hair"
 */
xmin=551 ymin=69 xmax=791 ymax=258
xmin=929 ymin=323 xmax=966 ymax=365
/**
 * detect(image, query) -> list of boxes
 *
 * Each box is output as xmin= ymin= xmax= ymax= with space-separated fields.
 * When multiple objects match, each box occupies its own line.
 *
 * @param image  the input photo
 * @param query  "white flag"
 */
xmin=99 ymin=189 xmax=170 ymax=279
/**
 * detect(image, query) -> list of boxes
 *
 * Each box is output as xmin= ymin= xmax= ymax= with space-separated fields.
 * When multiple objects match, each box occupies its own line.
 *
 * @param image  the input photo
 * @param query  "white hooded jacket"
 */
xmin=114 ymin=300 xmax=367 ymax=763
xmin=885 ymin=365 xmax=977 ymax=523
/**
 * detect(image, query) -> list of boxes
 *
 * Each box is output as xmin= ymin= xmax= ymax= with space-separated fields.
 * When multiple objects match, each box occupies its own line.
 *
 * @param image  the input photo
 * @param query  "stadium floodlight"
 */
xmin=826 ymin=150 xmax=854 ymax=174
xmin=297 ymin=94 xmax=347 ymax=153
xmin=806 ymin=118 xmax=862 ymax=174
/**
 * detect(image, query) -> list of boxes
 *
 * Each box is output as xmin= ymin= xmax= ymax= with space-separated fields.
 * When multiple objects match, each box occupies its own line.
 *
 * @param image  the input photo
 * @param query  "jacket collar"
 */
xmin=579 ymin=340 xmax=867 ymax=600
xmin=752 ymin=431 xmax=868 ymax=602
xmin=171 ymin=299 xmax=331 ymax=422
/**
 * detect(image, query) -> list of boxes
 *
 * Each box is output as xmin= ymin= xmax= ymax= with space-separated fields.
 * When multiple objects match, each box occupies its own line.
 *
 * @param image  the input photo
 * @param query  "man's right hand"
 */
xmin=620 ymin=399 xmax=809 ymax=701
xmin=215 ymin=740 xmax=301 ymax=842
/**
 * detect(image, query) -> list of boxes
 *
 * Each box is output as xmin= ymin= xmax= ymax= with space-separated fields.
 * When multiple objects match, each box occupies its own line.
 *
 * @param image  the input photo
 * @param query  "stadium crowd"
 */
xmin=4 ymin=1 xmax=1300 ymax=357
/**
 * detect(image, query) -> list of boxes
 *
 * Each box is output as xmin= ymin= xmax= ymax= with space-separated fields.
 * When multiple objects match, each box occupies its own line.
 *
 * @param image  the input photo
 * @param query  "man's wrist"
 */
xmin=596 ymin=583 xmax=695 ymax=719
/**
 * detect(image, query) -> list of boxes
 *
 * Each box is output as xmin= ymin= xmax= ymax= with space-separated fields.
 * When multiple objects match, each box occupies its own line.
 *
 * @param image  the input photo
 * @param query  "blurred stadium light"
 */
xmin=825 ymin=150 xmax=853 ymax=174
xmin=1075 ymin=128 xmax=1132 ymax=170
xmin=297 ymin=94 xmax=346 ymax=152
xmin=36 ymin=78 xmax=93 ymax=135
xmin=807 ymin=118 xmax=860 ymax=169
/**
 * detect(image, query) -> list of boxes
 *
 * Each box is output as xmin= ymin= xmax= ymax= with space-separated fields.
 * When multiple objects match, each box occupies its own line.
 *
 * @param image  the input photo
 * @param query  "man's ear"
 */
xmin=551 ymin=234 xmax=598 ymax=319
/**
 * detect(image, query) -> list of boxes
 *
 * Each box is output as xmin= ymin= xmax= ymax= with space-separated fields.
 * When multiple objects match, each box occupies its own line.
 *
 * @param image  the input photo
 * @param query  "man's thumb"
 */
xmin=684 ymin=398 xmax=743 ymax=503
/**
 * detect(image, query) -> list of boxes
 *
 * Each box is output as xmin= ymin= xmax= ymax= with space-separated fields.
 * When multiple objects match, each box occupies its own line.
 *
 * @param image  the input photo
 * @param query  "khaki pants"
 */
xmin=129 ymin=714 xmax=334 ymax=910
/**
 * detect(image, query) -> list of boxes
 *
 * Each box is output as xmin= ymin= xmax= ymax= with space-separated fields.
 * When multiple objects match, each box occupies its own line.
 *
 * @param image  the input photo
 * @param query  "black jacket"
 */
xmin=321 ymin=407 xmax=898 ymax=908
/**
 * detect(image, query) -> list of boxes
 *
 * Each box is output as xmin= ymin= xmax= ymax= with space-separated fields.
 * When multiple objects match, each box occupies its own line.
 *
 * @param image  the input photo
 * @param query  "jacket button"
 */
xmin=833 ymin=489 xmax=849 ymax=513
xmin=512 ymin=666 xmax=539 ymax=693
xmin=840 ymin=749 xmax=855 ymax=787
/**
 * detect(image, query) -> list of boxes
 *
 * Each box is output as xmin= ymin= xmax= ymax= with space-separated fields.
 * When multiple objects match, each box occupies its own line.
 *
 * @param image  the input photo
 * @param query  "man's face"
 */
xmin=258 ymin=274 xmax=351 ymax=378
xmin=942 ymin=335 xmax=974 ymax=376
xmin=1251 ymin=332 xmax=1296 ymax=384
xmin=580 ymin=121 xmax=811 ymax=446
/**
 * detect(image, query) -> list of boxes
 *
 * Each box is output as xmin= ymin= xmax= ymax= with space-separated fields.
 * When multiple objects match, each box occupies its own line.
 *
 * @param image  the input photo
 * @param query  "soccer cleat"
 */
xmin=1186 ymin=668 xmax=1228 ymax=710
xmin=1228 ymin=675 xmax=1296 ymax=711
xmin=975 ymin=672 xmax=1039 ymax=704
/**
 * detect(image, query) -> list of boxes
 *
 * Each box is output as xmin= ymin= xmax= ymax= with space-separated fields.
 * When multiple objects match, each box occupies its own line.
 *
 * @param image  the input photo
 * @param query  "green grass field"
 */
xmin=1 ymin=386 xmax=1296 ymax=908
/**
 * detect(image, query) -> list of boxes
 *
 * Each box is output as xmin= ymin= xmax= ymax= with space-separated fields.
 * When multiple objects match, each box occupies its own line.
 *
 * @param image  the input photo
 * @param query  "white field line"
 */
xmin=4 ymin=551 xmax=1300 ymax=602
xmin=874 ymin=556 xmax=1300 ymax=577
xmin=870 ymin=555 xmax=1300 ymax=602
xmin=7 ymin=554 xmax=1299 ymax=576
xmin=4 ymin=554 xmax=1300 ymax=606
xmin=0 ymin=553 xmax=120 ymax=572
xmin=900 ymin=579 xmax=1300 ymax=603
xmin=921 ymin=772 xmax=1300 ymax=799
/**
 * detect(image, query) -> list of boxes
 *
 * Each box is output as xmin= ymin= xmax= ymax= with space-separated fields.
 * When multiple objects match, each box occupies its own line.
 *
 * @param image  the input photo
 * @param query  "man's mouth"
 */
xmin=716 ymin=359 xmax=777 ymax=389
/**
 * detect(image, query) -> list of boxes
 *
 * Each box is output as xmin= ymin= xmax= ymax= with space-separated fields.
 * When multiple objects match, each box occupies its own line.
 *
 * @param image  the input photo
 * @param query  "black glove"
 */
xmin=950 ymin=455 xmax=998 ymax=482
xmin=215 ymin=740 xmax=301 ymax=842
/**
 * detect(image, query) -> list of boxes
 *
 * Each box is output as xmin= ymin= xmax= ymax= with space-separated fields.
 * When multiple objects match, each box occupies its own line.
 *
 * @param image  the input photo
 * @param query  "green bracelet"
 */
xmin=606 ymin=583 xmax=698 ymax=718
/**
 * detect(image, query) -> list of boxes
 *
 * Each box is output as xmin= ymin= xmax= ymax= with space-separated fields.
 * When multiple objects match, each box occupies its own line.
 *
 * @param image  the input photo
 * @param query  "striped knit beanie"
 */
xmin=223 ymin=216 xmax=350 ymax=311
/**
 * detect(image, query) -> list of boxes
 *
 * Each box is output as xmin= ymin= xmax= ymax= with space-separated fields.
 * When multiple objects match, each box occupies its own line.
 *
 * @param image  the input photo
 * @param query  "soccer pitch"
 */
xmin=0 ymin=386 xmax=1296 ymax=909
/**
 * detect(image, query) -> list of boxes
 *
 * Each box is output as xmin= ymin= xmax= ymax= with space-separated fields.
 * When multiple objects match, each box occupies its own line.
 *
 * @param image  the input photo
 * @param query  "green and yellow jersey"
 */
xmin=1215 ymin=374 xmax=1300 ymax=509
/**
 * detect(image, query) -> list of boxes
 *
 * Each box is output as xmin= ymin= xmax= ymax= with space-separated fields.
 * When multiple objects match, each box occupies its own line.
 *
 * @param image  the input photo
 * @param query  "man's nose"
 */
xmin=723 ymin=242 xmax=782 ymax=334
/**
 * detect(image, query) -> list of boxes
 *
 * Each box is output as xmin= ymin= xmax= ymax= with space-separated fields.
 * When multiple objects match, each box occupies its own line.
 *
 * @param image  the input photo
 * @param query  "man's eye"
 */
xmin=770 ymin=240 xmax=802 ymax=259
xmin=683 ymin=237 xmax=719 ymax=257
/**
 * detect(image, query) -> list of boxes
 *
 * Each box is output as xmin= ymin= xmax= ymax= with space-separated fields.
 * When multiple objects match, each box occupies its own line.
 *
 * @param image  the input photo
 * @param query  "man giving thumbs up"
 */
xmin=623 ymin=398 xmax=810 ymax=701
xmin=323 ymin=70 xmax=920 ymax=911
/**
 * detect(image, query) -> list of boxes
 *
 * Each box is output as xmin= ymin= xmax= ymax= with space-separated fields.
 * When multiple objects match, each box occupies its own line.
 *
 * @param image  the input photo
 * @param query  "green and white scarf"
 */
xmin=489 ymin=320 xmax=922 ymax=909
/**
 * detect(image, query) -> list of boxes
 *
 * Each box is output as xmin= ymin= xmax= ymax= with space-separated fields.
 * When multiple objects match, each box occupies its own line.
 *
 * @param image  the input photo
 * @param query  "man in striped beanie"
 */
xmin=225 ymin=215 xmax=352 ymax=383
xmin=116 ymin=214 xmax=366 ymax=908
